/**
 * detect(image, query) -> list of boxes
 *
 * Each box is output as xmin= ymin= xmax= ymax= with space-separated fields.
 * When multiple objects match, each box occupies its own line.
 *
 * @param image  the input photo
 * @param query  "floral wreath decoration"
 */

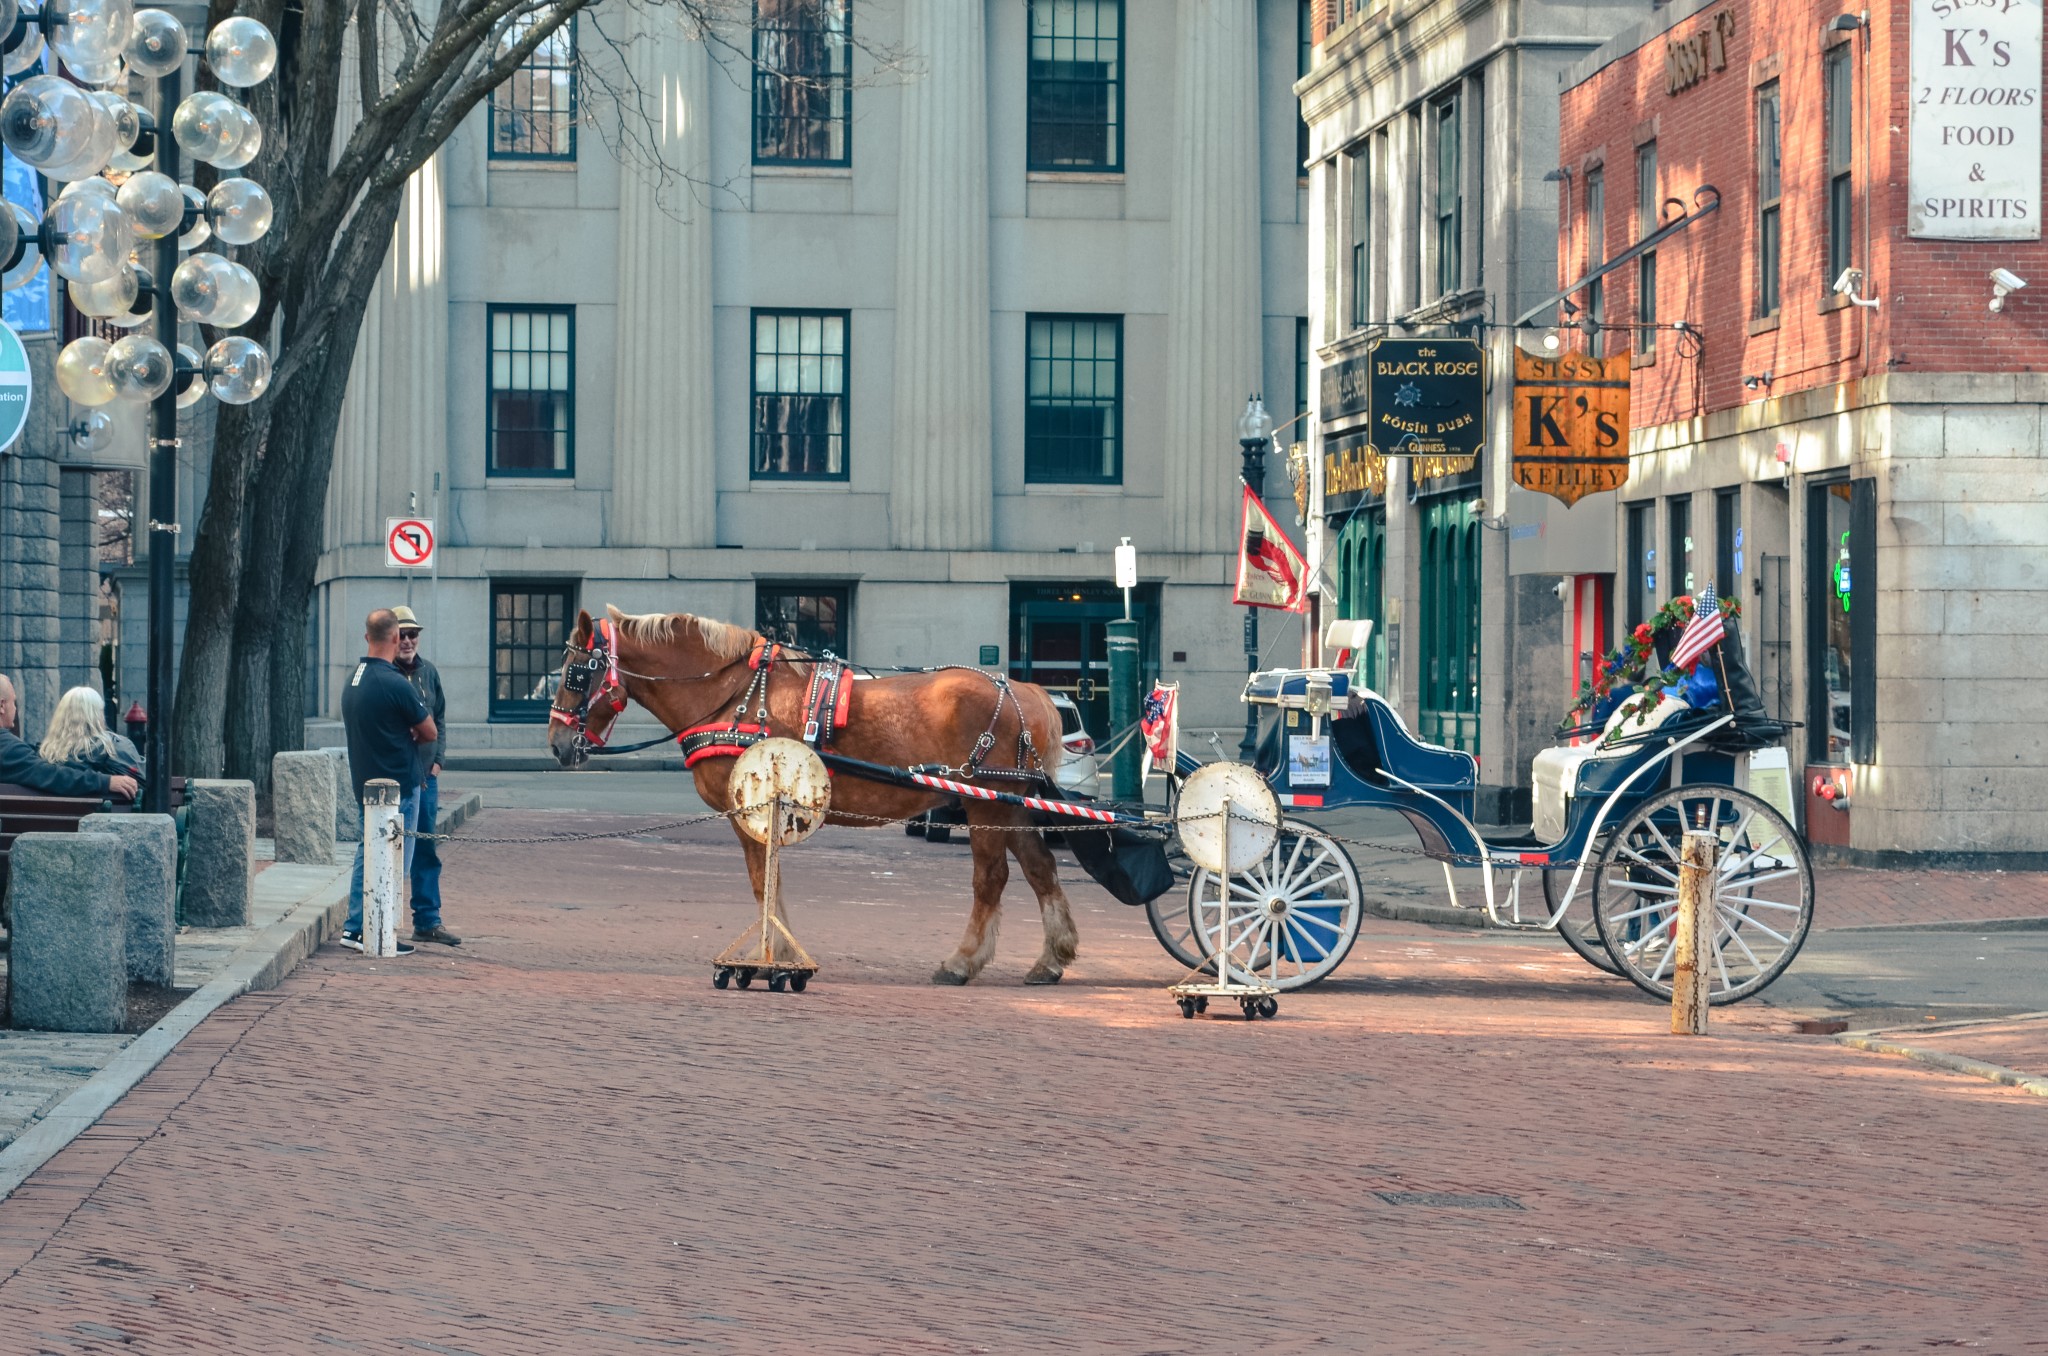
xmin=1559 ymin=593 xmax=1743 ymax=735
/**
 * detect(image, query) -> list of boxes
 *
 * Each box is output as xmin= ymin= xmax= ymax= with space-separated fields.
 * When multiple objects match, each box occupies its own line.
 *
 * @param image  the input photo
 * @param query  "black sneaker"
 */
xmin=339 ymin=930 xmax=414 ymax=956
xmin=412 ymin=924 xmax=462 ymax=947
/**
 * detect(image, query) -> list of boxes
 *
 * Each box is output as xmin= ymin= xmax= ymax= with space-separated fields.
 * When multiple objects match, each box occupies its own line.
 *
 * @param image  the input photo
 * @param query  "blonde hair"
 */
xmin=38 ymin=686 xmax=119 ymax=766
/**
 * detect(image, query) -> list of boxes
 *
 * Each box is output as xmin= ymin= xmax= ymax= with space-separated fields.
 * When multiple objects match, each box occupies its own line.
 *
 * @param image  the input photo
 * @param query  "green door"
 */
xmin=1419 ymin=497 xmax=1479 ymax=753
xmin=1336 ymin=508 xmax=1387 ymax=693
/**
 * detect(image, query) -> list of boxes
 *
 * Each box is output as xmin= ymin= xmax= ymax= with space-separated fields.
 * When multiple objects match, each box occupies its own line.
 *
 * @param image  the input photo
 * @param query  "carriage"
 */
xmin=1137 ymin=612 xmax=1816 ymax=1006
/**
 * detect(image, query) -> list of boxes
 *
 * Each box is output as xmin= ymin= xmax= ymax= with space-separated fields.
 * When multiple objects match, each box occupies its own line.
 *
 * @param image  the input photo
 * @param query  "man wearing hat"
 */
xmin=393 ymin=605 xmax=458 ymax=946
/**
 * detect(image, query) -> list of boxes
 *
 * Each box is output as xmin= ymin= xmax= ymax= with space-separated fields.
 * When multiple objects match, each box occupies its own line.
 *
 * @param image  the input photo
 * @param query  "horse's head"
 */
xmin=547 ymin=609 xmax=627 ymax=768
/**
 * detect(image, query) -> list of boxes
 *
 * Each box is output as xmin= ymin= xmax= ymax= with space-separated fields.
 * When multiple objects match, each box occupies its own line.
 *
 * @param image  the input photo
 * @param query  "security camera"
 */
xmin=1552 ymin=578 xmax=1572 ymax=602
xmin=1832 ymin=268 xmax=1862 ymax=296
xmin=1991 ymin=267 xmax=2028 ymax=312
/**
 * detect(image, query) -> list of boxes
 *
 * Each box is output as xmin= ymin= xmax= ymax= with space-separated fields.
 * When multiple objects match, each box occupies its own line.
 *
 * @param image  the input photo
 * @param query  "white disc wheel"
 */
xmin=1540 ymin=868 xmax=1622 ymax=975
xmin=1185 ymin=820 xmax=1362 ymax=991
xmin=1591 ymin=785 xmax=1814 ymax=1005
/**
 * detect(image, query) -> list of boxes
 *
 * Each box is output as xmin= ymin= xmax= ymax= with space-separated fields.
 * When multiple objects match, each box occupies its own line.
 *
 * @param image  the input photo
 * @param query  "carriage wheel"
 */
xmin=1540 ymin=868 xmax=1623 ymax=976
xmin=1591 ymin=785 xmax=1814 ymax=1005
xmin=1184 ymin=820 xmax=1363 ymax=991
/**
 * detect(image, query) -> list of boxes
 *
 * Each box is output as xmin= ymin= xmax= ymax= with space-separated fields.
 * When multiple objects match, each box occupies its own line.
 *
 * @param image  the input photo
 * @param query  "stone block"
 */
xmin=1944 ymin=501 xmax=2048 ymax=547
xmin=78 ymin=813 xmax=177 ymax=986
xmin=271 ymin=751 xmax=337 ymax=865
xmin=183 ymin=779 xmax=255 ymax=928
xmin=7 ymin=833 xmax=127 ymax=1032
xmin=322 ymin=747 xmax=361 ymax=840
xmin=1943 ymin=405 xmax=2040 ymax=458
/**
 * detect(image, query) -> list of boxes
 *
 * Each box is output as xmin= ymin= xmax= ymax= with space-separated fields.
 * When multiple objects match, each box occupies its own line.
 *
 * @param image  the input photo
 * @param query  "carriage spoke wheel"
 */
xmin=1541 ymin=867 xmax=1622 ymax=976
xmin=1144 ymin=840 xmax=1209 ymax=973
xmin=1591 ymin=786 xmax=1814 ymax=1005
xmin=1182 ymin=820 xmax=1362 ymax=991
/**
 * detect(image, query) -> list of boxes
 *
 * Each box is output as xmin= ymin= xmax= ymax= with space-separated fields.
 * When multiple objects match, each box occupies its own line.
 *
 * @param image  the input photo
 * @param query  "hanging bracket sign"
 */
xmin=1511 ymin=348 xmax=1632 ymax=506
xmin=1365 ymin=337 xmax=1486 ymax=459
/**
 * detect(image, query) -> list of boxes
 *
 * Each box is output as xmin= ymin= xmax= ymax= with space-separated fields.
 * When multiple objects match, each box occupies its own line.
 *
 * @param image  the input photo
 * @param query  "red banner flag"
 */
xmin=1234 ymin=487 xmax=1309 ymax=612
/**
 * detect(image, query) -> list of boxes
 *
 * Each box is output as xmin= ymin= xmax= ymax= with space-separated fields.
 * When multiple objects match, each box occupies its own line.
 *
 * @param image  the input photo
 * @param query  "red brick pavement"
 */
xmin=1907 ymin=1015 xmax=2048 ymax=1082
xmin=1812 ymin=864 xmax=2048 ymax=930
xmin=0 ymin=810 xmax=2044 ymax=1354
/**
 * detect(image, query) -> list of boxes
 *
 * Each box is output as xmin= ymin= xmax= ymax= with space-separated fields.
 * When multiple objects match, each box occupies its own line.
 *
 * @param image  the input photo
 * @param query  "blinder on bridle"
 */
xmin=550 ymin=618 xmax=627 ymax=752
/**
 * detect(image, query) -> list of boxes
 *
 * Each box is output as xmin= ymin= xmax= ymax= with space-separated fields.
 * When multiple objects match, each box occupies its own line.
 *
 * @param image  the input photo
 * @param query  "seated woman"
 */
xmin=38 ymin=685 xmax=144 ymax=781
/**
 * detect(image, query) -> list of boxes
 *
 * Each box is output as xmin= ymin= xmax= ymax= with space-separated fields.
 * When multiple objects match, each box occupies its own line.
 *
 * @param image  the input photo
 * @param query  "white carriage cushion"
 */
xmin=1529 ymin=694 xmax=1691 ymax=842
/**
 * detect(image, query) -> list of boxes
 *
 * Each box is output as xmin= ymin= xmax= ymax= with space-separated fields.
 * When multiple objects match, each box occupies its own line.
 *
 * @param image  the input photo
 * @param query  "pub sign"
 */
xmin=1510 ymin=348 xmax=1631 ymax=507
xmin=1364 ymin=337 xmax=1485 ymax=459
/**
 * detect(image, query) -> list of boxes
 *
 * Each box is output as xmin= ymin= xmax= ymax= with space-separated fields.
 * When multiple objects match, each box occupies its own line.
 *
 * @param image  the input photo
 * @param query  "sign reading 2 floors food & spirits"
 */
xmin=1909 ymin=0 xmax=2043 ymax=239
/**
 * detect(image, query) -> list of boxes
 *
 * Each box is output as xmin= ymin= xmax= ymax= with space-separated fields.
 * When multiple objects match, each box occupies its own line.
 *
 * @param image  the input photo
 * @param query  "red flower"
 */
xmin=1672 ymin=595 xmax=1691 ymax=611
xmin=1633 ymin=623 xmax=1653 ymax=643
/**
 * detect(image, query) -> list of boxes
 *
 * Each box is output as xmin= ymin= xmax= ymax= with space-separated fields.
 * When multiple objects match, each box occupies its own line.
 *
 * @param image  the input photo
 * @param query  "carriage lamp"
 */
xmin=1237 ymin=394 xmax=1275 ymax=761
xmin=1 ymin=1 xmax=280 ymax=816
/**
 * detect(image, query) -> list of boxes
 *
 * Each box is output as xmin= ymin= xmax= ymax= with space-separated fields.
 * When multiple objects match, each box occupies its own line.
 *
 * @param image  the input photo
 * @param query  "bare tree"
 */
xmin=173 ymin=0 xmax=896 ymax=787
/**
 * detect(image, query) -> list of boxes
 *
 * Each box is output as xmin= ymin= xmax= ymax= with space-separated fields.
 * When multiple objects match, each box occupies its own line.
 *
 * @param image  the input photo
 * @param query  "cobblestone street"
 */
xmin=1 ymin=807 xmax=2044 ymax=1353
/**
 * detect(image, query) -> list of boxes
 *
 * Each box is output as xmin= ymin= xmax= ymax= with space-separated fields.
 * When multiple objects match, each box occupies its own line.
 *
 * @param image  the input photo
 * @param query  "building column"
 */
xmin=889 ymin=0 xmax=992 ymax=551
xmin=1164 ymin=0 xmax=1263 ymax=556
xmin=611 ymin=7 xmax=716 ymax=548
xmin=375 ymin=154 xmax=448 ymax=539
xmin=325 ymin=17 xmax=380 ymax=552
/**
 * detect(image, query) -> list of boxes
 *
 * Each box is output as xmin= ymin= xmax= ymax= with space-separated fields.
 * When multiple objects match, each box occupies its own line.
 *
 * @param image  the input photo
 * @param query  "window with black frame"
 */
xmin=752 ymin=310 xmax=848 ymax=480
xmin=489 ymin=15 xmax=576 ymax=160
xmin=752 ymin=0 xmax=851 ymax=166
xmin=1756 ymin=81 xmax=1782 ymax=318
xmin=1636 ymin=141 xmax=1657 ymax=358
xmin=1027 ymin=0 xmax=1122 ymax=171
xmin=1583 ymin=167 xmax=1604 ymax=359
xmin=1025 ymin=315 xmax=1122 ymax=484
xmin=491 ymin=582 xmax=576 ymax=720
xmin=488 ymin=307 xmax=574 ymax=476
xmin=1434 ymin=94 xmax=1461 ymax=296
xmin=1824 ymin=46 xmax=1853 ymax=286
xmin=757 ymin=583 xmax=851 ymax=656
xmin=1626 ymin=501 xmax=1653 ymax=625
xmin=1297 ymin=0 xmax=1312 ymax=174
xmin=1349 ymin=142 xmax=1371 ymax=328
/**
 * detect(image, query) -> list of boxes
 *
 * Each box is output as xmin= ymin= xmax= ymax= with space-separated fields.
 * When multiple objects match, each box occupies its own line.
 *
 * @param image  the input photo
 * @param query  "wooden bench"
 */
xmin=0 ymin=777 xmax=186 ymax=903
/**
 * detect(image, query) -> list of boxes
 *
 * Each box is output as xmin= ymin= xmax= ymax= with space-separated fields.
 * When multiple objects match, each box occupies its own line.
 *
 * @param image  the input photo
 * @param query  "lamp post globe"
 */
xmin=1236 ymin=393 xmax=1273 ymax=761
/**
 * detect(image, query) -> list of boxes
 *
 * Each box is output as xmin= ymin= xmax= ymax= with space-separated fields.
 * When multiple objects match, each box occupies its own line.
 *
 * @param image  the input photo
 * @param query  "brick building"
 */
xmin=1555 ymin=0 xmax=2048 ymax=857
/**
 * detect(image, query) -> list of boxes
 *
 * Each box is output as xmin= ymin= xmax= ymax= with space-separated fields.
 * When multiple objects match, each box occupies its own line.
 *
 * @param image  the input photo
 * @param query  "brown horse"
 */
xmin=545 ymin=606 xmax=1081 ymax=985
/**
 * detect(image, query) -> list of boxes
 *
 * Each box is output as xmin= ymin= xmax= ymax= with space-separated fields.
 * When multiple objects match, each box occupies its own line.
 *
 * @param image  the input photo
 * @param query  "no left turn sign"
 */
xmin=386 ymin=518 xmax=435 ymax=569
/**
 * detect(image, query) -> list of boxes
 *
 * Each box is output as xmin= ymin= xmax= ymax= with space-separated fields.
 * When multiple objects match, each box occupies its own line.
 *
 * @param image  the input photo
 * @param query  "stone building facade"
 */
xmin=308 ymin=0 xmax=1312 ymax=750
xmin=1299 ymin=0 xmax=1651 ymax=820
xmin=1558 ymin=0 xmax=2048 ymax=857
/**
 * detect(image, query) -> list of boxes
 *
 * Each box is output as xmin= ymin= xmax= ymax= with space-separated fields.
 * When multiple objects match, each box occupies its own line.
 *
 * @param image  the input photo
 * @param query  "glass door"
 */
xmin=1419 ymin=497 xmax=1479 ymax=753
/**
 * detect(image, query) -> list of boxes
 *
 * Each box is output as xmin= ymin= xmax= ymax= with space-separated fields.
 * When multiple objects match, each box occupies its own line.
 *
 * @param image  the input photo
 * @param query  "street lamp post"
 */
xmin=1236 ymin=393 xmax=1273 ymax=762
xmin=1 ymin=2 xmax=280 ymax=813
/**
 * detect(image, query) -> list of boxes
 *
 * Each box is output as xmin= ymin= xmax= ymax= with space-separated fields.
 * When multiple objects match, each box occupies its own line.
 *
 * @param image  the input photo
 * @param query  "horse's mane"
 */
xmin=605 ymin=605 xmax=758 ymax=662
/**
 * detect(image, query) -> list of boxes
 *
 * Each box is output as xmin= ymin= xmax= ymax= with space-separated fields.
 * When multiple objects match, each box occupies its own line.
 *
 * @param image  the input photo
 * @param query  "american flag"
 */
xmin=1670 ymin=582 xmax=1726 ymax=670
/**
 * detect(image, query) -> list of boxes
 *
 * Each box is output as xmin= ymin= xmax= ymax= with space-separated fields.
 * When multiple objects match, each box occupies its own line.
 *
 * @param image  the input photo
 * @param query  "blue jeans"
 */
xmin=410 ymin=774 xmax=443 ymax=930
xmin=347 ymin=788 xmax=419 ymax=934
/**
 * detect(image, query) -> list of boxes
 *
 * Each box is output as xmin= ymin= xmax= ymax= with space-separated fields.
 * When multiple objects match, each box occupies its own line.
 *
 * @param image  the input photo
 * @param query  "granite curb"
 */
xmin=1835 ymin=1017 xmax=2048 ymax=1099
xmin=0 ymin=791 xmax=482 ymax=1203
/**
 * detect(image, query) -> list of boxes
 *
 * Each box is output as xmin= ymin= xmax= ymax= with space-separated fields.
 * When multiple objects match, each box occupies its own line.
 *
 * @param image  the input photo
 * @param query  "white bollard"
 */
xmin=362 ymin=778 xmax=405 ymax=958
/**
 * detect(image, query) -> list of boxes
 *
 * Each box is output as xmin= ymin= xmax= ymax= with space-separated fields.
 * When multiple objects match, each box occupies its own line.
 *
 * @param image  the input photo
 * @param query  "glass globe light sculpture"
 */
xmin=205 ymin=16 xmax=277 ymax=87
xmin=0 ymin=201 xmax=15 ymax=273
xmin=105 ymin=265 xmax=154 ymax=327
xmin=172 ymin=91 xmax=242 ymax=165
xmin=2 ymin=25 xmax=44 ymax=77
xmin=94 ymin=92 xmax=142 ymax=154
xmin=170 ymin=252 xmax=236 ymax=323
xmin=205 ymin=335 xmax=271 ymax=405
xmin=206 ymin=178 xmax=272 ymax=245
xmin=212 ymin=261 xmax=260 ymax=327
xmin=107 ymin=333 xmax=174 ymax=401
xmin=0 ymin=203 xmax=40 ymax=292
xmin=56 ymin=335 xmax=118 ymax=406
xmin=174 ymin=343 xmax=206 ymax=408
xmin=176 ymin=185 xmax=211 ymax=248
xmin=46 ymin=193 xmax=136 ymax=284
xmin=70 ymin=408 xmax=118 ymax=453
xmin=68 ymin=54 xmax=128 ymax=87
xmin=50 ymin=0 xmax=137 ymax=71
xmin=0 ymin=1 xmax=18 ymax=48
xmin=117 ymin=170 xmax=186 ymax=239
xmin=125 ymin=8 xmax=187 ymax=77
xmin=58 ymin=175 xmax=119 ymax=202
xmin=70 ymin=264 xmax=140 ymax=318
xmin=0 ymin=75 xmax=99 ymax=169
xmin=211 ymin=104 xmax=261 ymax=170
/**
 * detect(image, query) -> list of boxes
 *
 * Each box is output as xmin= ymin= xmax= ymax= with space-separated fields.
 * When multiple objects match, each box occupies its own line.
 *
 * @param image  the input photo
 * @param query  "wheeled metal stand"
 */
xmin=713 ymin=741 xmax=830 ymax=995
xmin=1169 ymin=777 xmax=1281 ymax=1021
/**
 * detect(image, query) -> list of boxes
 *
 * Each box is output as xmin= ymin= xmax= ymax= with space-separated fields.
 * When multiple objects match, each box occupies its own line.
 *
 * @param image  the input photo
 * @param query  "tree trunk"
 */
xmin=172 ymin=401 xmax=264 ymax=779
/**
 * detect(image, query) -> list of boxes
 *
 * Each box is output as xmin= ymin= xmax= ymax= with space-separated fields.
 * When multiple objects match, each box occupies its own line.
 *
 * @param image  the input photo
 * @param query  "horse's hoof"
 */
xmin=931 ymin=966 xmax=971 ymax=986
xmin=1023 ymin=966 xmax=1064 ymax=986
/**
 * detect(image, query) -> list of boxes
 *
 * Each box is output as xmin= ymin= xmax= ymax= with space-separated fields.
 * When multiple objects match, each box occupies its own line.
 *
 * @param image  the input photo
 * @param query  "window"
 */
xmin=1349 ymin=143 xmax=1371 ymax=328
xmin=752 ymin=0 xmax=851 ymax=166
xmin=1806 ymin=480 xmax=1874 ymax=763
xmin=1668 ymin=494 xmax=1694 ymax=597
xmin=1403 ymin=111 xmax=1422 ymax=310
xmin=1433 ymin=94 xmax=1461 ymax=297
xmin=491 ymin=582 xmax=575 ymax=721
xmin=1626 ymin=501 xmax=1653 ymax=625
xmin=751 ymin=310 xmax=848 ymax=480
xmin=1027 ymin=0 xmax=1122 ymax=171
xmin=1824 ymin=47 xmax=1854 ymax=287
xmin=1636 ymin=142 xmax=1657 ymax=357
xmin=1583 ymin=168 xmax=1604 ymax=359
xmin=1297 ymin=0 xmax=1312 ymax=175
xmin=1755 ymin=82 xmax=1782 ymax=318
xmin=490 ymin=15 xmax=576 ymax=160
xmin=757 ymin=583 xmax=851 ymax=656
xmin=1295 ymin=317 xmax=1309 ymax=424
xmin=1715 ymin=487 xmax=1741 ymax=595
xmin=1025 ymin=314 xmax=1122 ymax=484
xmin=487 ymin=307 xmax=574 ymax=476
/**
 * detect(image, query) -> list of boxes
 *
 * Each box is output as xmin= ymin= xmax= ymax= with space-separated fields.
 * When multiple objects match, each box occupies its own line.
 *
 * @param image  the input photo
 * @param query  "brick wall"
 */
xmin=1560 ymin=0 xmax=2048 ymax=425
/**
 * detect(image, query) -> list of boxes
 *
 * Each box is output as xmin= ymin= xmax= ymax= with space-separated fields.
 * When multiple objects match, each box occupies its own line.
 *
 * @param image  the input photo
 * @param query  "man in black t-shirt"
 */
xmin=340 ymin=609 xmax=438 ymax=955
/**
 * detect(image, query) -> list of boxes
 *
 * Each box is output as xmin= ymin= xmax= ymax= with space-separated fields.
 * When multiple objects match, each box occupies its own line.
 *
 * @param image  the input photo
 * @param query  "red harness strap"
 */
xmin=678 ymin=722 xmax=772 ymax=768
xmin=799 ymin=661 xmax=853 ymax=747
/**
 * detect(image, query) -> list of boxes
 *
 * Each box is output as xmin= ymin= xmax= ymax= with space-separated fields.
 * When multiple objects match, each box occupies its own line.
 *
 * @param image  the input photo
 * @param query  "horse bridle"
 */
xmin=549 ymin=618 xmax=630 ymax=752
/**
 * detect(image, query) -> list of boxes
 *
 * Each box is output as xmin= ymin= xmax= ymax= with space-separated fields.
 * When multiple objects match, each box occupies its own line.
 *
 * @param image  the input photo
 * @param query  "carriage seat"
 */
xmin=1530 ymin=694 xmax=1690 ymax=841
xmin=1328 ymin=692 xmax=1477 ymax=793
